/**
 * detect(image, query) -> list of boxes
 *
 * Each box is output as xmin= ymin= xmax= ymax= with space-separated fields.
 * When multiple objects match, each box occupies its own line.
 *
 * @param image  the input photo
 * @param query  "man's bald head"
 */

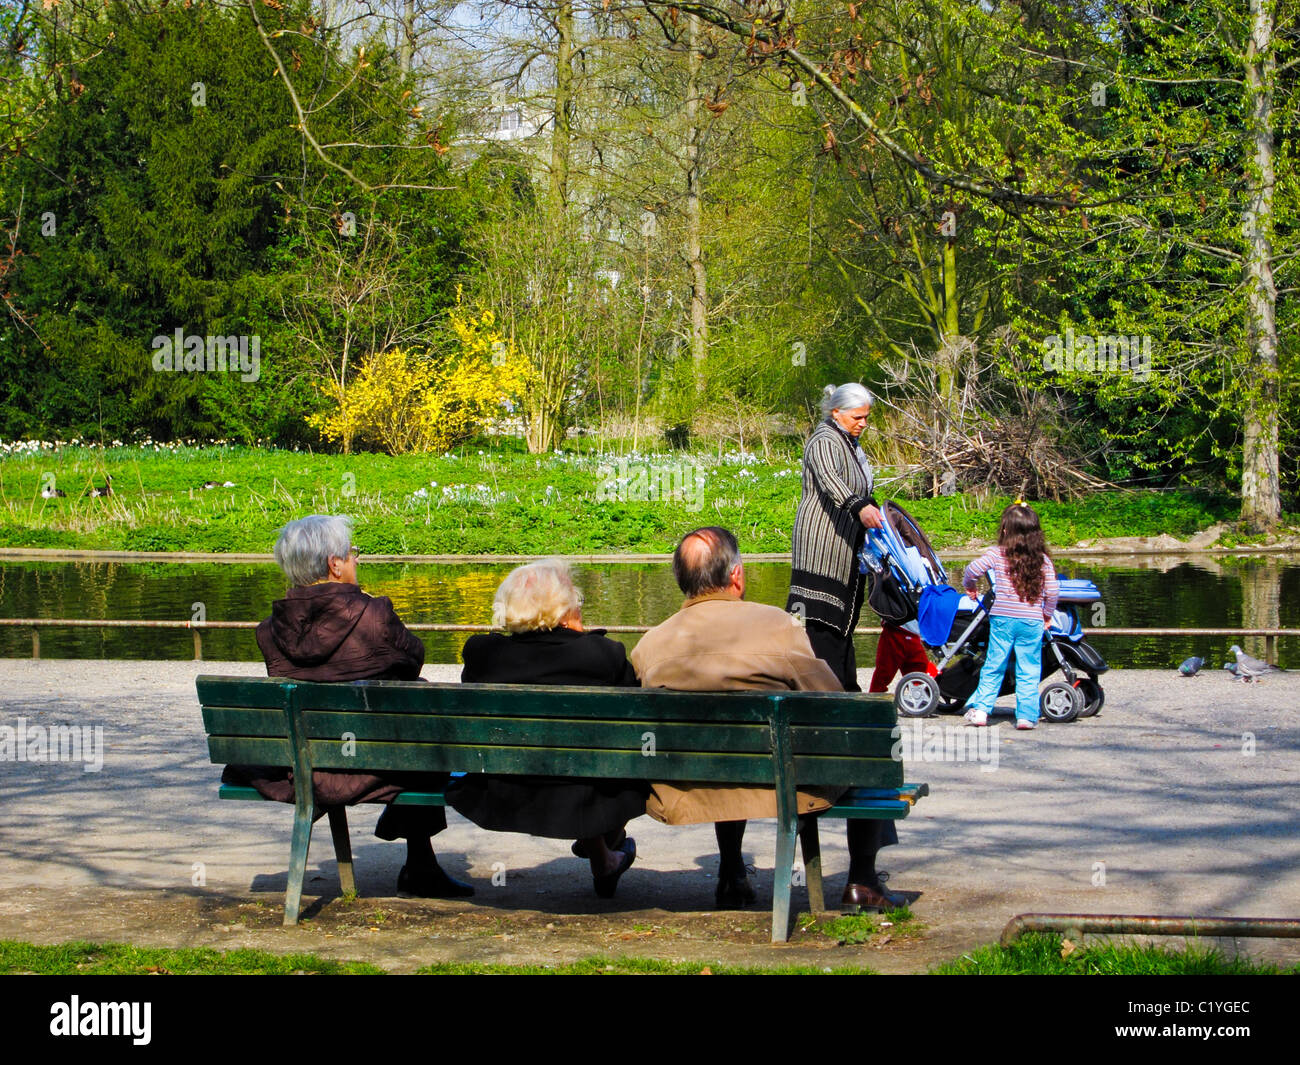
xmin=673 ymin=526 xmax=742 ymax=597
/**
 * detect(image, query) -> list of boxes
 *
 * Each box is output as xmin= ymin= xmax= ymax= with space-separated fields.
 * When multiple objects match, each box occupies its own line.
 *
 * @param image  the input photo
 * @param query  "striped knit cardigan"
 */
xmin=785 ymin=418 xmax=879 ymax=636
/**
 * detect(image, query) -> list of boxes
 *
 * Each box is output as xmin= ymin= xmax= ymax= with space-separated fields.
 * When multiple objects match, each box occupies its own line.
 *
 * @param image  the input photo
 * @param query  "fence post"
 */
xmin=193 ymin=628 xmax=203 ymax=661
xmin=32 ymin=628 xmax=39 ymax=660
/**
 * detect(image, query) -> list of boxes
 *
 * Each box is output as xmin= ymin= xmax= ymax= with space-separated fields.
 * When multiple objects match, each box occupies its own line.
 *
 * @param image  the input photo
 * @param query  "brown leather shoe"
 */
xmin=840 ymin=881 xmax=905 ymax=911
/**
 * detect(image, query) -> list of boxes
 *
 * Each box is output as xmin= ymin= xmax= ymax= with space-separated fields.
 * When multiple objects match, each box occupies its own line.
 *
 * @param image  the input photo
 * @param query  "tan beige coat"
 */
xmin=630 ymin=592 xmax=846 ymax=824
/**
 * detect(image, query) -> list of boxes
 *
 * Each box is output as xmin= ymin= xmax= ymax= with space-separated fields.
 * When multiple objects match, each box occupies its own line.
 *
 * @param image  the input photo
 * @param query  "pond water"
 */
xmin=2 ymin=556 xmax=1298 ymax=671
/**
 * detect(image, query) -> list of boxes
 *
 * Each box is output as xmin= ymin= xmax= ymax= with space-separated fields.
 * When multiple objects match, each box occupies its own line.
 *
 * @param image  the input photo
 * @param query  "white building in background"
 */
xmin=481 ymin=101 xmax=549 ymax=143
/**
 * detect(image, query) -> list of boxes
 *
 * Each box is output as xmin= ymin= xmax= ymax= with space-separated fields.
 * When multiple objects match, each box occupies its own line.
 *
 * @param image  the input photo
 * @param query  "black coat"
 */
xmin=449 ymin=628 xmax=648 ymax=839
xmin=461 ymin=627 xmax=638 ymax=687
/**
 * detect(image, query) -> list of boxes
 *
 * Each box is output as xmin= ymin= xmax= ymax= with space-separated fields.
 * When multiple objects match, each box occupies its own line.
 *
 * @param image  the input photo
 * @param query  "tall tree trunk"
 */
xmin=399 ymin=0 xmax=416 ymax=75
xmin=939 ymin=237 xmax=959 ymax=395
xmin=550 ymin=0 xmax=574 ymax=213
xmin=1241 ymin=0 xmax=1280 ymax=531
xmin=685 ymin=14 xmax=708 ymax=382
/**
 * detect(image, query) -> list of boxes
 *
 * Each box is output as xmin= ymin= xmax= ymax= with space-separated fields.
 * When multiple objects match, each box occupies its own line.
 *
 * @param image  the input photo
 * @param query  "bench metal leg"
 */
xmin=772 ymin=813 xmax=797 ymax=944
xmin=799 ymin=817 xmax=824 ymax=914
xmin=284 ymin=801 xmax=315 ymax=927
xmin=769 ymin=710 xmax=800 ymax=944
xmin=326 ymin=807 xmax=355 ymax=897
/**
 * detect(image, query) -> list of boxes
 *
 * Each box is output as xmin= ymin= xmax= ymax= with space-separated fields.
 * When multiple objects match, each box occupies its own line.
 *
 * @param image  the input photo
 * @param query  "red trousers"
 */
xmin=869 ymin=624 xmax=937 ymax=693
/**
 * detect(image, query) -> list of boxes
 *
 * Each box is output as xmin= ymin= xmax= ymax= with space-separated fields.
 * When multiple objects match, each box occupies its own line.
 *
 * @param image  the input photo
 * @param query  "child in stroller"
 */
xmin=859 ymin=501 xmax=1108 ymax=723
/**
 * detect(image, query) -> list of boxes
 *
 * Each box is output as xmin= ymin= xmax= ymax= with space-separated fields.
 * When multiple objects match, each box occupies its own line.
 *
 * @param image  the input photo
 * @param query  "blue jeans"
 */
xmin=968 ymin=616 xmax=1043 ymax=723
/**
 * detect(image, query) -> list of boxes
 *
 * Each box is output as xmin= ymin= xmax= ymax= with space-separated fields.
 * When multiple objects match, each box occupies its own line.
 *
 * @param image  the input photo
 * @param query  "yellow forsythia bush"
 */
xmin=310 ymin=301 xmax=530 ymax=455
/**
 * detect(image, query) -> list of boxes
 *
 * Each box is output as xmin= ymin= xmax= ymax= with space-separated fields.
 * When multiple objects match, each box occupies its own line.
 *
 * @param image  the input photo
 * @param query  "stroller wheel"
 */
xmin=895 ymin=673 xmax=940 ymax=717
xmin=1075 ymin=677 xmax=1104 ymax=718
xmin=1040 ymin=681 xmax=1081 ymax=723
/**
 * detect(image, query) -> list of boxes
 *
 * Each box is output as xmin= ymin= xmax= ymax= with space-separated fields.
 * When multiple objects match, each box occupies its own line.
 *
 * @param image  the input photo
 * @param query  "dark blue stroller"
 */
xmin=859 ymin=501 xmax=1109 ymax=722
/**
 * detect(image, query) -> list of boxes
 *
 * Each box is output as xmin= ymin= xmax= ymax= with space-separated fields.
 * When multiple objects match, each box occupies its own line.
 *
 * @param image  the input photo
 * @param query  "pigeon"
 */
xmin=1222 ymin=662 xmax=1238 ymax=676
xmin=1178 ymin=656 xmax=1205 ymax=676
xmin=1228 ymin=644 xmax=1283 ymax=682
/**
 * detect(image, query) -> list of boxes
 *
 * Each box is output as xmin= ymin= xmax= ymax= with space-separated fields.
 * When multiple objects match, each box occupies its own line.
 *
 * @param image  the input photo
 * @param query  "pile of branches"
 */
xmin=873 ymin=336 xmax=1115 ymax=502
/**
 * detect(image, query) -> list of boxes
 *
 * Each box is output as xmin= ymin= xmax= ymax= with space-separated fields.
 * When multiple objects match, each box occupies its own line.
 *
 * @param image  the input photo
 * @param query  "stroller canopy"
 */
xmin=862 ymin=501 xmax=949 ymax=590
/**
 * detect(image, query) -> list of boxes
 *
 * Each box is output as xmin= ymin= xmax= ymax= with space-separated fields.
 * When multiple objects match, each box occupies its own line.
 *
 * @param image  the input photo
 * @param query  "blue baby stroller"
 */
xmin=859 ymin=501 xmax=1109 ymax=723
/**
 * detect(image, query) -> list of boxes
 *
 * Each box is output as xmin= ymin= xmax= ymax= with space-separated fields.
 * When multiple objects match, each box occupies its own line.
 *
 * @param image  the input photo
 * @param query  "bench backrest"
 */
xmin=198 ymin=676 xmax=903 ymax=790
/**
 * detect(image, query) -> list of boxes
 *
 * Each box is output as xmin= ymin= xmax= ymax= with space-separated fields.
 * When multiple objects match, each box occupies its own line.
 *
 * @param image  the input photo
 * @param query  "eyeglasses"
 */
xmin=334 ymin=546 xmax=360 ymax=561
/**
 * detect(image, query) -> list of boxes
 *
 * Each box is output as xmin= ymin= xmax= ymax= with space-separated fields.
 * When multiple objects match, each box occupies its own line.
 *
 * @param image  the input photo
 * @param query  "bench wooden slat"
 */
xmin=219 ymin=783 xmax=450 ymax=807
xmin=197 ymin=677 xmax=294 ymax=707
xmin=208 ymin=736 xmax=903 ymax=787
xmin=846 ymin=783 xmax=930 ymax=801
xmin=207 ymin=737 xmax=293 ymax=764
xmin=217 ymin=784 xmax=270 ymax=801
xmin=202 ymin=706 xmax=286 ymax=735
xmin=204 ymin=708 xmax=899 ymax=759
xmin=216 ymin=679 xmax=901 ymax=727
xmin=823 ymin=799 xmax=911 ymax=819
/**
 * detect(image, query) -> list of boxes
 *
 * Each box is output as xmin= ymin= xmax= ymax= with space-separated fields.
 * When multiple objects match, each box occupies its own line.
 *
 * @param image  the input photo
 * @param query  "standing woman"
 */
xmin=787 ymin=383 xmax=884 ymax=691
xmin=786 ymin=383 xmax=902 ymax=910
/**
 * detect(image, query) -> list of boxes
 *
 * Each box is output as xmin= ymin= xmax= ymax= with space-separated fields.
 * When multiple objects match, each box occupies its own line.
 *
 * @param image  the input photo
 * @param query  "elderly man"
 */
xmin=631 ymin=526 xmax=904 ymax=911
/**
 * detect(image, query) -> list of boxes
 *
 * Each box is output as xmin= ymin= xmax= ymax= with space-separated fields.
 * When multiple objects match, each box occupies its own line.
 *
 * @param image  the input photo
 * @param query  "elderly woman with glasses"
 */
xmin=449 ymin=559 xmax=645 ymax=898
xmin=222 ymin=514 xmax=473 ymax=899
xmin=785 ymin=383 xmax=905 ymax=912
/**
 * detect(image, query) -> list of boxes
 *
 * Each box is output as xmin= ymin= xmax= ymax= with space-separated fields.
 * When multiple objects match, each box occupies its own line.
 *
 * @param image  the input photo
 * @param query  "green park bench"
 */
xmin=197 ymin=675 xmax=928 ymax=943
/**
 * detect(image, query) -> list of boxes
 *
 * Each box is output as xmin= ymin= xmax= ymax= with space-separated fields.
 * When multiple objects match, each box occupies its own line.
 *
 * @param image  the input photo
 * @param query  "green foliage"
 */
xmin=0 ymin=0 xmax=1292 ymax=516
xmin=813 ymin=906 xmax=918 ymax=945
xmin=0 ymin=1 xmax=469 ymax=447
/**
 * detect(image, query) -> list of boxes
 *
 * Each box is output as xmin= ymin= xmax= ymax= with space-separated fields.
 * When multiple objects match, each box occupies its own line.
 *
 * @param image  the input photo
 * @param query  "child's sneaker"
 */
xmin=1016 ymin=718 xmax=1037 ymax=730
xmin=963 ymin=709 xmax=987 ymax=726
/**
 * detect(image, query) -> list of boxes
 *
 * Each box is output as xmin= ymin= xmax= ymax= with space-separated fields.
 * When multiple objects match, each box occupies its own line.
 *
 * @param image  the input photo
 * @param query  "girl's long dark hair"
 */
xmin=997 ymin=504 xmax=1050 ymax=603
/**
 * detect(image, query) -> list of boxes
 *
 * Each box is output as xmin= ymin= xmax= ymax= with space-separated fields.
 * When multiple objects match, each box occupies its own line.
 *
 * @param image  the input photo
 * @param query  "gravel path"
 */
xmin=1 ymin=659 xmax=1297 ymax=971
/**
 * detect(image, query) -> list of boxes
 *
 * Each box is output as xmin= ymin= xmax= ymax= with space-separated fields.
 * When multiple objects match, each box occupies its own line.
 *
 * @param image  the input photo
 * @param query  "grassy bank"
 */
xmin=2 ymin=933 xmax=1293 ymax=975
xmin=0 ymin=443 xmax=1263 ymax=555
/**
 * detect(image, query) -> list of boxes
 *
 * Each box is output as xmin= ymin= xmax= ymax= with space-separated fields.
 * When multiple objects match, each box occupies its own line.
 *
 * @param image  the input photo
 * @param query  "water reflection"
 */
xmin=1 ymin=557 xmax=1296 ymax=670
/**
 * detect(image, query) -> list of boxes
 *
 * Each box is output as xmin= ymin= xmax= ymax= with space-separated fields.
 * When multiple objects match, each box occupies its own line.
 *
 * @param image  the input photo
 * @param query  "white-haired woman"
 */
xmin=785 ymin=384 xmax=904 ymax=911
xmin=449 ymin=559 xmax=645 ymax=898
xmin=787 ymin=383 xmax=884 ymax=683
xmin=224 ymin=515 xmax=473 ymax=899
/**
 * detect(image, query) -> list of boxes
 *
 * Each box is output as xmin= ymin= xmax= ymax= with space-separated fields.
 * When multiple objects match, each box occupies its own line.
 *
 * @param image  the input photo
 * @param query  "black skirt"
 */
xmin=445 ymin=774 xmax=648 ymax=839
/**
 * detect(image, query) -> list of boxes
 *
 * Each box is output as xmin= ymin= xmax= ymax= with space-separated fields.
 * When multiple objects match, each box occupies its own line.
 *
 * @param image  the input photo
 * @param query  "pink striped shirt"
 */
xmin=963 ymin=546 xmax=1059 ymax=620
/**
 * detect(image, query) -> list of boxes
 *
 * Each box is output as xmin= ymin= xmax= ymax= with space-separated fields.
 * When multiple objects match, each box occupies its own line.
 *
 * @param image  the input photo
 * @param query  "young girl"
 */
xmin=961 ymin=503 xmax=1059 ymax=729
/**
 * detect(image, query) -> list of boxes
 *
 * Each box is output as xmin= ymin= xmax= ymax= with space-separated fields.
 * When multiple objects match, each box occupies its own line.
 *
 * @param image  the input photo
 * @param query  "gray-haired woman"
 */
xmin=787 ymin=383 xmax=884 ymax=687
xmin=223 ymin=514 xmax=473 ymax=899
xmin=785 ymin=384 xmax=903 ymax=911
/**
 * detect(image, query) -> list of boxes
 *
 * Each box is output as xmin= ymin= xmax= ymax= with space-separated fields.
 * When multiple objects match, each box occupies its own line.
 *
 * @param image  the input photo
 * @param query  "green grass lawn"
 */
xmin=0 ymin=940 xmax=384 ymax=975
xmin=931 ymin=932 xmax=1300 ymax=975
xmin=3 ymin=933 xmax=1294 ymax=975
xmin=0 ymin=443 xmax=1255 ymax=555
